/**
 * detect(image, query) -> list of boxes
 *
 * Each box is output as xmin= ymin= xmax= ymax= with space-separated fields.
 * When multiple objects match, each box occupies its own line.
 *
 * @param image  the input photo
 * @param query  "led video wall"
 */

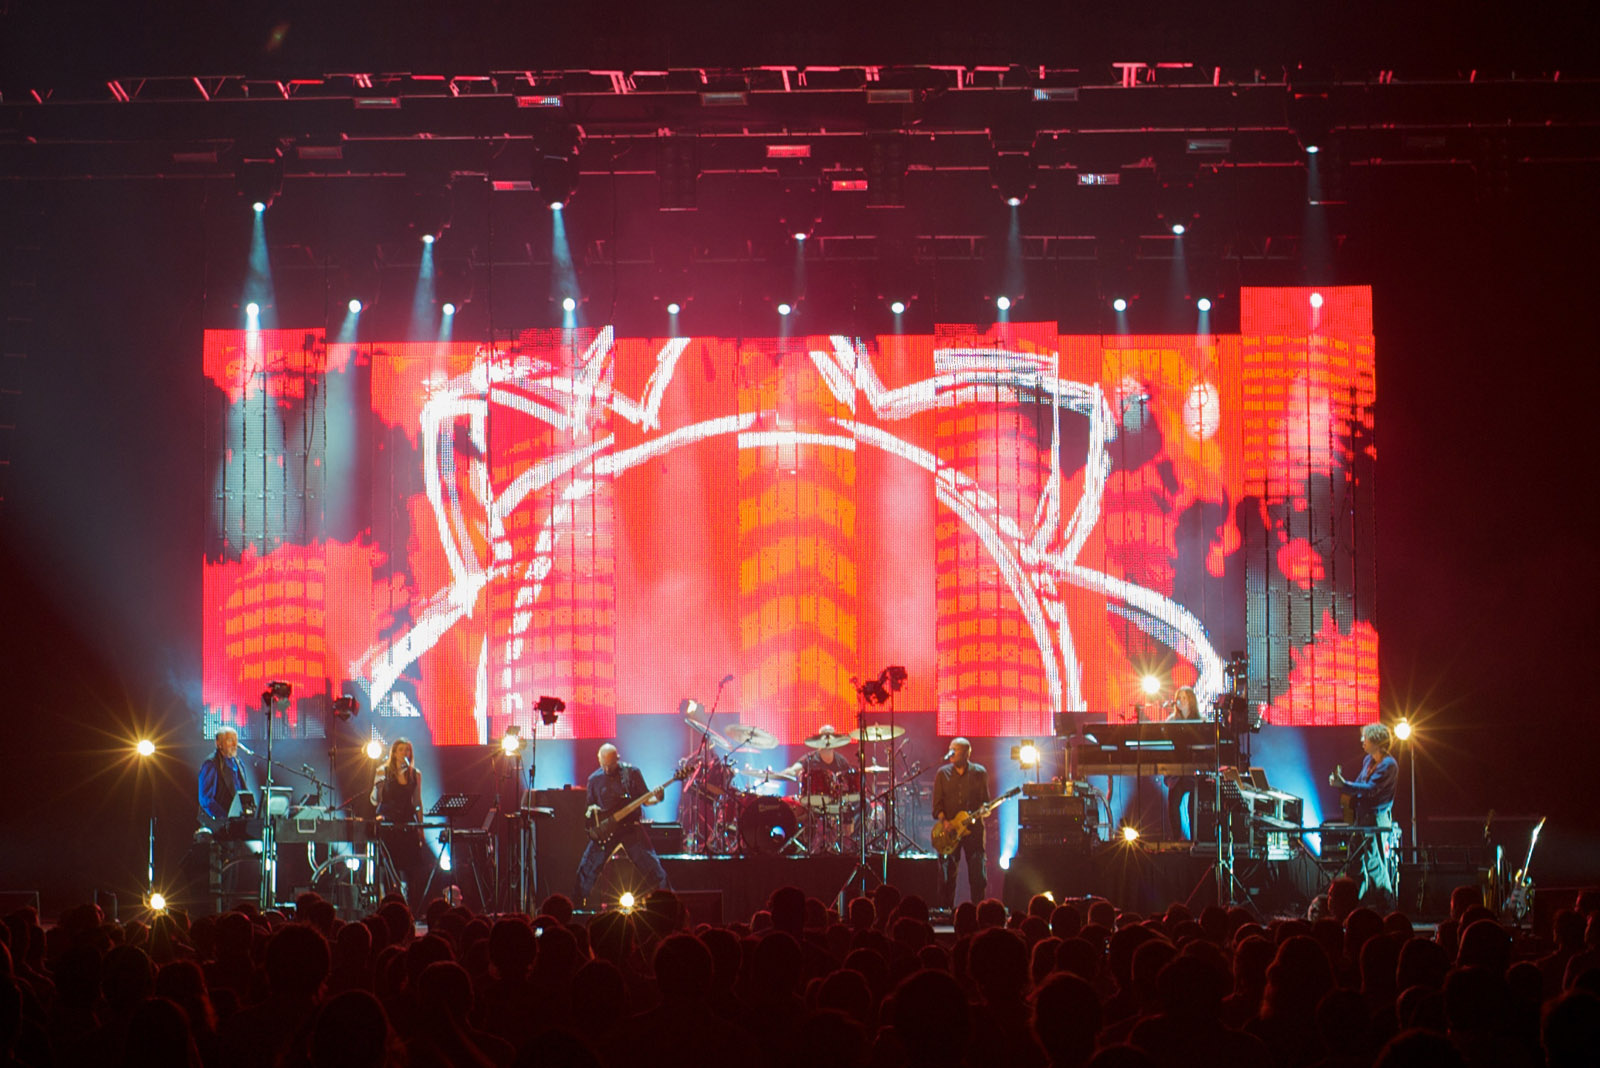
xmin=201 ymin=287 xmax=1376 ymax=744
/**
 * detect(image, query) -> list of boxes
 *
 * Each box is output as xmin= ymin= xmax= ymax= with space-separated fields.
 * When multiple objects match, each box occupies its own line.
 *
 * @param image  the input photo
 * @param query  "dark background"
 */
xmin=1 ymin=3 xmax=1596 ymax=909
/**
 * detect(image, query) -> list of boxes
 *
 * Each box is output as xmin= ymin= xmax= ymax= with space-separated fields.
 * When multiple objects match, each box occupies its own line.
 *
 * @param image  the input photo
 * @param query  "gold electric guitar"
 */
xmin=931 ymin=786 xmax=1021 ymax=856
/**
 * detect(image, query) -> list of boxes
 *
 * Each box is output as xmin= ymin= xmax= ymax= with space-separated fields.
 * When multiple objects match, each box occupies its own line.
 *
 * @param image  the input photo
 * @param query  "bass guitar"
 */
xmin=587 ymin=766 xmax=689 ymax=844
xmin=931 ymin=786 xmax=1021 ymax=856
xmin=1505 ymin=816 xmax=1546 ymax=921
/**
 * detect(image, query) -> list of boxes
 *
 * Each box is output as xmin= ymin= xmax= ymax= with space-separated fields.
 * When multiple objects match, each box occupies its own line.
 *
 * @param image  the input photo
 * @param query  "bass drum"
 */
xmin=739 ymin=795 xmax=803 ymax=856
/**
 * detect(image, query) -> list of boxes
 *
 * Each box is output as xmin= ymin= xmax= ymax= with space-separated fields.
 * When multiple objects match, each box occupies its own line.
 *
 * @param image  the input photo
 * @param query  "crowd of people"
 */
xmin=2 ymin=877 xmax=1599 ymax=1068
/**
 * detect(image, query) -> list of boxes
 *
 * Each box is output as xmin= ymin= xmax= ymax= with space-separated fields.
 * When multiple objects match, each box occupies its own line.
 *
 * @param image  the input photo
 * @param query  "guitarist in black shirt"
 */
xmin=576 ymin=743 xmax=673 ymax=904
xmin=932 ymin=737 xmax=991 ymax=909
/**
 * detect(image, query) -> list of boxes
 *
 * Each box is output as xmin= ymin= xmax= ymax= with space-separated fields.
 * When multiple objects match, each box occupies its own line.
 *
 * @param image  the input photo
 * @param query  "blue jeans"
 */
xmin=575 ymin=822 xmax=669 ymax=904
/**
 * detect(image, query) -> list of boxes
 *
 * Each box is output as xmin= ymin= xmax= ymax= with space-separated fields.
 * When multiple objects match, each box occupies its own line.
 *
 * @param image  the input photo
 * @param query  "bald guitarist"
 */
xmin=933 ymin=737 xmax=991 ymax=909
xmin=576 ymin=743 xmax=674 ymax=904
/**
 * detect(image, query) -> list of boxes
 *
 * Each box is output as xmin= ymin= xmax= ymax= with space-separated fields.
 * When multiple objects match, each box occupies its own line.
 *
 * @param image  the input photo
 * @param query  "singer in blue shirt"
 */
xmin=197 ymin=728 xmax=248 ymax=820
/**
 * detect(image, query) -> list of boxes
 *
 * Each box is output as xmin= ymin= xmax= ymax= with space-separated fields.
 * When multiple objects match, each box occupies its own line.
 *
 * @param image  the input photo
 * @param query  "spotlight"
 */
xmin=1112 ymin=298 xmax=1128 ymax=313
xmin=421 ymin=233 xmax=435 ymax=245
xmin=1395 ymin=718 xmax=1412 ymax=741
xmin=533 ymin=124 xmax=584 ymax=210
xmin=1120 ymin=824 xmax=1141 ymax=843
xmin=442 ymin=302 xmax=457 ymax=316
xmin=777 ymin=302 xmax=793 ymax=317
xmin=1305 ymin=144 xmax=1321 ymax=155
xmin=345 ymin=857 xmax=361 ymax=871
xmin=1197 ymin=298 xmax=1213 ymax=312
xmin=365 ymin=739 xmax=384 ymax=760
xmin=562 ymin=296 xmax=577 ymax=312
xmin=245 ymin=302 xmax=260 ymax=318
xmin=1010 ymin=740 xmax=1040 ymax=770
xmin=999 ymin=854 xmax=1012 ymax=870
xmin=348 ymin=298 xmax=363 ymax=314
xmin=666 ymin=302 xmax=681 ymax=316
xmin=148 ymin=892 xmax=167 ymax=912
xmin=550 ymin=200 xmax=565 ymax=212
xmin=996 ymin=296 xmax=1012 ymax=312
xmin=135 ymin=739 xmax=155 ymax=758
xmin=1170 ymin=223 xmax=1186 ymax=236
xmin=501 ymin=731 xmax=522 ymax=756
xmin=890 ymin=300 xmax=905 ymax=315
xmin=332 ymin=695 xmax=360 ymax=721
xmin=1309 ymin=291 xmax=1324 ymax=308
xmin=1140 ymin=674 xmax=1161 ymax=696
xmin=618 ymin=891 xmax=636 ymax=912
xmin=793 ymin=231 xmax=808 ymax=242
xmin=439 ymin=850 xmax=452 ymax=872
xmin=252 ymin=201 xmax=266 ymax=214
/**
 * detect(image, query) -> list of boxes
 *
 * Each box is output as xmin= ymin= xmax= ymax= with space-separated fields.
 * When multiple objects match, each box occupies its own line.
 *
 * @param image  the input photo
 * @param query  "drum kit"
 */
xmin=678 ymin=711 xmax=929 ymax=857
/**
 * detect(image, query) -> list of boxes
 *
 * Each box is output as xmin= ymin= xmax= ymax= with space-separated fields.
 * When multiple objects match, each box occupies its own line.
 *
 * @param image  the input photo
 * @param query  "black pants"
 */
xmin=938 ymin=832 xmax=987 ymax=909
xmin=379 ymin=826 xmax=435 ymax=911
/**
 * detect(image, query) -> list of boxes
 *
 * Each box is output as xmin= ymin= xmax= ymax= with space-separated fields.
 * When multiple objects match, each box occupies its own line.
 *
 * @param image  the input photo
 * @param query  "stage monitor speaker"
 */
xmin=1399 ymin=861 xmax=1490 ymax=921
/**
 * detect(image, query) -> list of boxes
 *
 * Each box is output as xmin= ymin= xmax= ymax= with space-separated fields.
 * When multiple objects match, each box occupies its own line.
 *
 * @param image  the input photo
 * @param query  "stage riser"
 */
xmin=593 ymin=855 xmax=940 ymax=922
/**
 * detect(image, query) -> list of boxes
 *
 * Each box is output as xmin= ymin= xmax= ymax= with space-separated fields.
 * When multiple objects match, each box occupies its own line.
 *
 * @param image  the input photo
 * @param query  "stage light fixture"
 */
xmin=345 ymin=857 xmax=361 ymax=871
xmin=666 ymin=302 xmax=681 ymax=315
xmin=777 ymin=302 xmax=793 ymax=317
xmin=1121 ymin=824 xmax=1141 ymax=843
xmin=421 ymin=234 xmax=434 ymax=245
xmin=1171 ymin=223 xmax=1186 ymax=236
xmin=1309 ymin=292 xmax=1324 ymax=308
xmin=1395 ymin=718 xmax=1412 ymax=741
xmin=793 ymin=231 xmax=808 ymax=242
xmin=348 ymin=299 xmax=363 ymax=314
xmin=439 ymin=849 xmax=452 ymax=872
xmin=1306 ymin=144 xmax=1321 ymax=155
xmin=536 ymin=695 xmax=566 ymax=727
xmin=332 ymin=695 xmax=360 ymax=722
xmin=365 ymin=739 xmax=384 ymax=760
xmin=1112 ymin=298 xmax=1128 ymax=313
xmin=1140 ymin=674 xmax=1161 ymax=696
xmin=245 ymin=302 xmax=260 ymax=318
xmin=500 ymin=727 xmax=523 ymax=756
xmin=252 ymin=201 xmax=266 ymax=214
xmin=996 ymin=296 xmax=1012 ymax=311
xmin=890 ymin=300 xmax=906 ymax=315
xmin=1010 ymin=740 xmax=1040 ymax=770
xmin=550 ymin=200 xmax=564 ymax=212
xmin=1197 ymin=298 xmax=1213 ymax=312
xmin=999 ymin=854 xmax=1012 ymax=870
xmin=532 ymin=123 xmax=584 ymax=210
xmin=148 ymin=892 xmax=167 ymax=912
xmin=562 ymin=296 xmax=577 ymax=312
xmin=618 ymin=891 xmax=636 ymax=912
xmin=235 ymin=144 xmax=283 ymax=212
xmin=442 ymin=302 xmax=457 ymax=316
xmin=135 ymin=739 xmax=155 ymax=758
xmin=989 ymin=150 xmax=1037 ymax=208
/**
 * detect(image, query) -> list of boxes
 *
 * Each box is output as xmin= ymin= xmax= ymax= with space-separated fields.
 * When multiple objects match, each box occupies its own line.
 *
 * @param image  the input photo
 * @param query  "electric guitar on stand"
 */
xmin=931 ymin=786 xmax=1021 ymax=856
xmin=1504 ymin=816 xmax=1546 ymax=922
xmin=587 ymin=766 xmax=689 ymax=845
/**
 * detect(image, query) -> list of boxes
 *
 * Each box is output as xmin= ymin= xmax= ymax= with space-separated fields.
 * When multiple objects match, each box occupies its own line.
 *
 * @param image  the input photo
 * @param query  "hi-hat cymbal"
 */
xmin=850 ymin=723 xmax=905 ymax=742
xmin=683 ymin=712 xmax=731 ymax=750
xmin=725 ymin=723 xmax=779 ymax=750
xmin=804 ymin=730 xmax=853 ymax=750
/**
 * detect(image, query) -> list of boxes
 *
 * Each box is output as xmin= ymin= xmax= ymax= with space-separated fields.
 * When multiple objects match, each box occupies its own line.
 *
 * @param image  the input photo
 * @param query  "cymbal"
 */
xmin=804 ymin=730 xmax=854 ymax=750
xmin=850 ymin=723 xmax=905 ymax=742
xmin=743 ymin=764 xmax=799 ymax=783
xmin=863 ymin=764 xmax=892 ymax=774
xmin=683 ymin=712 xmax=731 ymax=750
xmin=725 ymin=723 xmax=779 ymax=750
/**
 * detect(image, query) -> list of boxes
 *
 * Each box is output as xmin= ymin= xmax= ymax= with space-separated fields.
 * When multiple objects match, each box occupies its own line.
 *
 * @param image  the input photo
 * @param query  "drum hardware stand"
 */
xmin=835 ymin=683 xmax=882 ymax=910
xmin=687 ymin=677 xmax=733 ymax=857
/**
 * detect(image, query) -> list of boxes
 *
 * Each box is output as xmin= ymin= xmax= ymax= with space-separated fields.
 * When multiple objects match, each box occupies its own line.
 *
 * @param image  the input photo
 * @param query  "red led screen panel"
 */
xmin=202 ymin=288 xmax=1377 ymax=743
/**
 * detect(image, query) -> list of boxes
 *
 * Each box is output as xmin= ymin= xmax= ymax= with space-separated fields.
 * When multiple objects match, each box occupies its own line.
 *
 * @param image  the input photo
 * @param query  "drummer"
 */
xmin=781 ymin=724 xmax=855 ymax=786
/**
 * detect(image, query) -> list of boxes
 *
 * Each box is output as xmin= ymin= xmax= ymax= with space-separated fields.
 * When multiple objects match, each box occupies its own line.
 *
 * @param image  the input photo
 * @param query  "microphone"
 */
xmin=405 ymin=758 xmax=415 ymax=772
xmin=719 ymin=673 xmax=735 ymax=686
xmin=943 ymin=748 xmax=956 ymax=762
xmin=301 ymin=763 xmax=317 ymax=776
xmin=235 ymin=742 xmax=257 ymax=756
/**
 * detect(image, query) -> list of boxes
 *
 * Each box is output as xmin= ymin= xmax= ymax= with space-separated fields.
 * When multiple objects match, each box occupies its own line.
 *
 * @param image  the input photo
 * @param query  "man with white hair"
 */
xmin=575 ymin=743 xmax=671 ymax=904
xmin=198 ymin=727 xmax=249 ymax=821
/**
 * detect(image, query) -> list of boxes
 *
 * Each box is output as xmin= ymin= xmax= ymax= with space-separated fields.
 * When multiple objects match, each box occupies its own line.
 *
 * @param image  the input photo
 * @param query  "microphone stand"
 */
xmin=835 ymin=682 xmax=881 ymax=911
xmin=258 ymin=690 xmax=278 ymax=909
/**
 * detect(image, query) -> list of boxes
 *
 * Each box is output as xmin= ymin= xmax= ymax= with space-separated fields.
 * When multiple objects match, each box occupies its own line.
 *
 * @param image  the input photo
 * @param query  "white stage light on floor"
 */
xmin=1121 ymin=824 xmax=1140 ymax=843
